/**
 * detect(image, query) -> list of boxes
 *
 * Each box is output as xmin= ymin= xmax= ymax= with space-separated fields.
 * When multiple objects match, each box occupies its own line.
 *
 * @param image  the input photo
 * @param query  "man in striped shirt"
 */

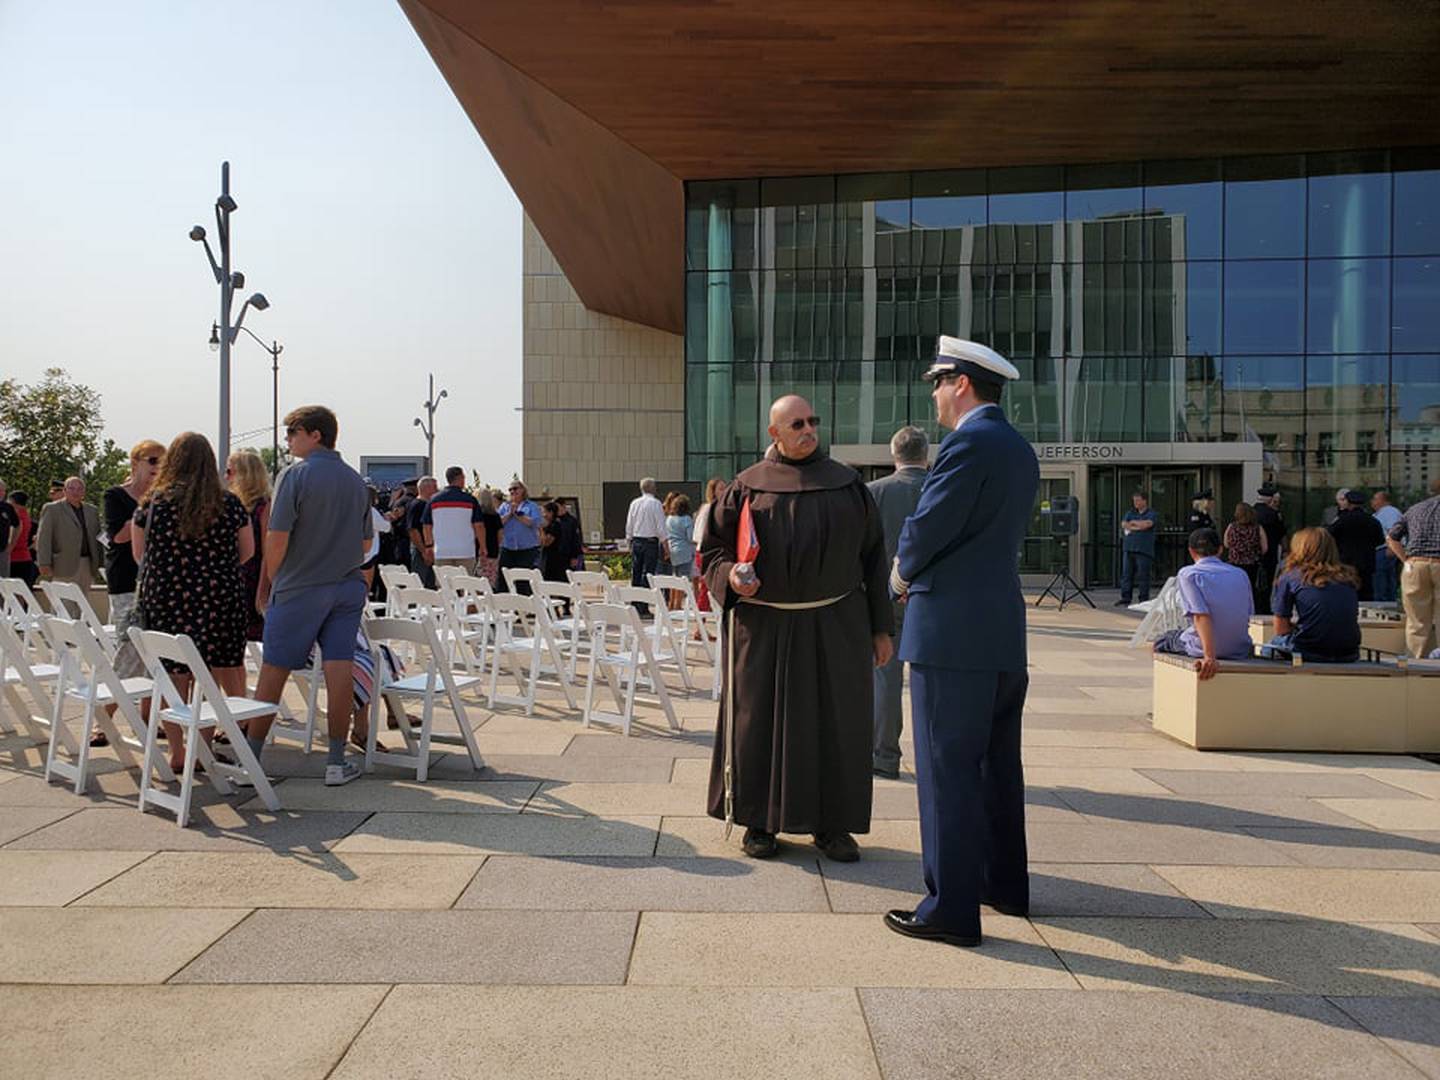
xmin=422 ymin=466 xmax=485 ymax=574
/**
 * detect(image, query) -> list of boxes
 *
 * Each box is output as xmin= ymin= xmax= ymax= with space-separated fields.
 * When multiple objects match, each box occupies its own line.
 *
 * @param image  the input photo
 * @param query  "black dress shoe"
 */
xmin=872 ymin=766 xmax=900 ymax=780
xmin=813 ymin=831 xmax=860 ymax=862
xmin=1113 ymin=598 xmax=1131 ymax=606
xmin=883 ymin=909 xmax=981 ymax=947
xmin=741 ymin=828 xmax=778 ymax=859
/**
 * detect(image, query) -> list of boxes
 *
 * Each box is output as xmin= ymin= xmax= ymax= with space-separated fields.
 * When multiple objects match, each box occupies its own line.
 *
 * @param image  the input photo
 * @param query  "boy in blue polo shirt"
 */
xmin=243 ymin=405 xmax=372 ymax=785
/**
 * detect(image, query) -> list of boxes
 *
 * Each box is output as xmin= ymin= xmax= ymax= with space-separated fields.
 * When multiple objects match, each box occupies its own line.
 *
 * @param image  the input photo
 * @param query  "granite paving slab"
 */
xmin=239 ymin=778 xmax=538 ymax=814
xmin=860 ymin=988 xmax=1423 ymax=1080
xmin=77 ymin=852 xmax=485 ymax=909
xmin=822 ymin=860 xmax=1208 ymax=918
xmin=0 ymin=906 xmax=248 ymax=983
xmin=473 ymin=731 xmax=576 ymax=756
xmin=1021 ymin=730 xmax=1175 ymax=749
xmin=1318 ymin=799 xmax=1440 ymax=831
xmin=333 ymin=811 xmax=661 ymax=856
xmin=563 ymin=732 xmax=714 ymax=758
xmin=1025 ymin=766 xmax=1174 ymax=795
xmin=1152 ymin=866 xmax=1440 ymax=922
xmin=0 ymin=767 xmax=227 ymax=809
xmin=656 ymin=816 xmax=921 ymax=859
xmin=0 ymin=850 xmax=150 ymax=906
xmin=524 ymin=780 xmax=709 ymax=816
xmin=329 ymin=986 xmax=880 ymax=1080
xmin=473 ymin=754 xmax=675 ymax=783
xmin=1358 ymin=768 xmax=1440 ymax=800
xmin=1139 ymin=769 xmax=1428 ymax=799
xmin=1240 ymin=828 xmax=1440 ymax=870
xmin=6 ymin=806 xmax=369 ymax=853
xmin=1052 ymin=791 xmax=1373 ymax=829
xmin=227 ymin=744 xmax=442 ymax=779
xmin=627 ymin=912 xmax=1076 ymax=989
xmin=1028 ymin=821 xmax=1300 ymax=866
xmin=173 ymin=908 xmax=637 ymax=985
xmin=0 ymin=806 xmax=78 ymax=846
xmin=1033 ymin=917 xmax=1440 ymax=995
xmin=0 ymin=984 xmax=389 ymax=1080
xmin=1017 ymin=711 xmax=1154 ymax=732
xmin=457 ymin=855 xmax=829 ymax=912
xmin=1330 ymin=996 xmax=1440 ymax=1079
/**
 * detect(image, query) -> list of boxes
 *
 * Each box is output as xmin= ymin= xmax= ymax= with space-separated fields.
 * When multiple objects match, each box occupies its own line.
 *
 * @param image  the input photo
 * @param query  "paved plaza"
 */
xmin=2 ymin=603 xmax=1439 ymax=1078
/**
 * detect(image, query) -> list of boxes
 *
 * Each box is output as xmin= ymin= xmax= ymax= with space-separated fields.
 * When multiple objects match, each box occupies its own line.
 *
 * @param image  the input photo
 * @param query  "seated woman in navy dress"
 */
xmin=1268 ymin=527 xmax=1362 ymax=663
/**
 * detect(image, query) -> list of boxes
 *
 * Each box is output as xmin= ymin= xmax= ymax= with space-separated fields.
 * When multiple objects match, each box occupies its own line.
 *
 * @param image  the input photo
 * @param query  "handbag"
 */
xmin=110 ymin=503 xmax=153 ymax=678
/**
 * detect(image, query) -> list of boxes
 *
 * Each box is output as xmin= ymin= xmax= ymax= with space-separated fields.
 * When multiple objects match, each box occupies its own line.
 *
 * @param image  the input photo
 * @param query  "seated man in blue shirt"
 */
xmin=1152 ymin=527 xmax=1254 ymax=679
xmin=1268 ymin=526 xmax=1362 ymax=662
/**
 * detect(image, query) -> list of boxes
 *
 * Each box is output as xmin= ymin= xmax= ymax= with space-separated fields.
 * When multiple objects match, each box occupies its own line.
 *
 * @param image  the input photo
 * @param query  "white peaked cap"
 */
xmin=922 ymin=336 xmax=1022 ymax=383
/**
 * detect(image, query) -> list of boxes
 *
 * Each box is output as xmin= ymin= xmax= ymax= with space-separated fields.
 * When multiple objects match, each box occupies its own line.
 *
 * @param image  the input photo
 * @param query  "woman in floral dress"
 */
xmin=134 ymin=432 xmax=254 ymax=772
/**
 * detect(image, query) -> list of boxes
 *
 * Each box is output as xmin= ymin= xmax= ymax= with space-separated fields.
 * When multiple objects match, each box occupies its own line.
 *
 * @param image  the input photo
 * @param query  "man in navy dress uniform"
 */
xmin=884 ymin=336 xmax=1039 ymax=948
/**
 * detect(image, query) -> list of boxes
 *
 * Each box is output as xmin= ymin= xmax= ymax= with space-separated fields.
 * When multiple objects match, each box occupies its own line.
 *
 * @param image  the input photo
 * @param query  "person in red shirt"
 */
xmin=6 ymin=490 xmax=36 ymax=586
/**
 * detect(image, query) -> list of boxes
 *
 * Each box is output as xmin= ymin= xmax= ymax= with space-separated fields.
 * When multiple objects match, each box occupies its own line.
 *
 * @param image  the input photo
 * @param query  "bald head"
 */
xmin=767 ymin=395 xmax=820 ymax=461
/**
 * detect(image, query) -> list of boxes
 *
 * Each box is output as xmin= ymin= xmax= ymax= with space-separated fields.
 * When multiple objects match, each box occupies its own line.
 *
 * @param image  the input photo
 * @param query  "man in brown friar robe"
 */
xmin=701 ymin=394 xmax=893 ymax=862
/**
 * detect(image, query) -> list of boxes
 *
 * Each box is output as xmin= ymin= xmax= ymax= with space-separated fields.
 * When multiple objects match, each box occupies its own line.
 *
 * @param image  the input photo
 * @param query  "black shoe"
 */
xmin=741 ymin=828 xmax=777 ymax=859
xmin=814 ymin=831 xmax=860 ymax=862
xmin=1114 ymin=598 xmax=1131 ymax=606
xmin=985 ymin=901 xmax=1030 ymax=917
xmin=872 ymin=766 xmax=900 ymax=781
xmin=883 ymin=909 xmax=981 ymax=947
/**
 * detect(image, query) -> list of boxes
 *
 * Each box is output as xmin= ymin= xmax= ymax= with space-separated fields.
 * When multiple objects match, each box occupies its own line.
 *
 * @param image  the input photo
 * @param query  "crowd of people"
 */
xmin=1149 ymin=476 xmax=1440 ymax=676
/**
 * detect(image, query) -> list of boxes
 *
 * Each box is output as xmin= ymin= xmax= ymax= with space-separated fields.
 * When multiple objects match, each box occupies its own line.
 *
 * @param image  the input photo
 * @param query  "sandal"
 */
xmin=89 ymin=731 xmax=109 ymax=748
xmin=350 ymin=732 xmax=388 ymax=754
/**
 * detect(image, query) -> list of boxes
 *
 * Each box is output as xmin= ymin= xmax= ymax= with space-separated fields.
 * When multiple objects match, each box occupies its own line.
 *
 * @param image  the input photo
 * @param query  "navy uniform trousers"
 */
xmin=909 ymin=663 xmax=1029 ymax=936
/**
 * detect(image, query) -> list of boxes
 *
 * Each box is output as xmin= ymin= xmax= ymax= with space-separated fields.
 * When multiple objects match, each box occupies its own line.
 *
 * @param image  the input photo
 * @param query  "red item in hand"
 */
xmin=737 ymin=497 xmax=760 ymax=564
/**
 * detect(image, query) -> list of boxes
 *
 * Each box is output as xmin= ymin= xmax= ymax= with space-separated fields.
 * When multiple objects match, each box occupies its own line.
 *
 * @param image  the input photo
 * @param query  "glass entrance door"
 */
xmin=1088 ymin=465 xmax=1201 ymax=585
xmin=1020 ymin=476 xmax=1073 ymax=576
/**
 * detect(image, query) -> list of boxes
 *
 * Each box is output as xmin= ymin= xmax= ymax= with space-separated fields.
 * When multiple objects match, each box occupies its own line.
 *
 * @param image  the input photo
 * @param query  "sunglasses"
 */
xmin=787 ymin=416 xmax=822 ymax=432
xmin=285 ymin=426 xmax=304 ymax=437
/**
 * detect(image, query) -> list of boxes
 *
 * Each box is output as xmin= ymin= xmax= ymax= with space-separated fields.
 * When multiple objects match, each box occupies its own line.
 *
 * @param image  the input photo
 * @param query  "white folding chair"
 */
xmin=536 ymin=580 xmax=591 ymax=680
xmin=502 ymin=566 xmax=543 ymax=595
xmin=1 ymin=578 xmax=50 ymax=659
xmin=130 ymin=628 xmax=280 ymax=827
xmin=650 ymin=573 xmax=721 ymax=698
xmin=487 ymin=592 xmax=579 ymax=715
xmin=41 ymin=617 xmax=167 ymax=794
xmin=440 ymin=574 xmax=500 ymax=675
xmin=0 ymin=616 xmax=64 ymax=745
xmin=567 ymin=569 xmax=614 ymax=601
xmin=612 ymin=585 xmax=695 ymax=693
xmin=378 ymin=566 xmax=423 ymax=617
xmin=363 ymin=616 xmax=485 ymax=781
xmin=40 ymin=580 xmax=118 ymax=657
xmin=582 ymin=602 xmax=680 ymax=735
xmin=433 ymin=564 xmax=468 ymax=590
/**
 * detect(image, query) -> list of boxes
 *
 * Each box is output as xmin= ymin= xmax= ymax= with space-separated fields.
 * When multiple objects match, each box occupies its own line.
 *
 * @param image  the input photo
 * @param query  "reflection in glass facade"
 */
xmin=684 ymin=150 xmax=1440 ymax=515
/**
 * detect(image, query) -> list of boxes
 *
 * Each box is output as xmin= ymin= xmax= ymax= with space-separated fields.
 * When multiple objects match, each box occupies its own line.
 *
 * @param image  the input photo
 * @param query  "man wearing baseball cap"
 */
xmin=884 ymin=336 xmax=1038 ymax=948
xmin=1328 ymin=488 xmax=1384 ymax=601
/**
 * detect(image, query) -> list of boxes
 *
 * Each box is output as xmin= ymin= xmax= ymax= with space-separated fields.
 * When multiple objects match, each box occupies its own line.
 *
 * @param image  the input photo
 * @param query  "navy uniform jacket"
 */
xmin=895 ymin=404 xmax=1039 ymax=672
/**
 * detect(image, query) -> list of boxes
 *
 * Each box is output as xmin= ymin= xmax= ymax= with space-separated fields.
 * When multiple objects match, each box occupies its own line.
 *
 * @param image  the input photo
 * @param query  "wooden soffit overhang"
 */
xmin=400 ymin=0 xmax=1440 ymax=335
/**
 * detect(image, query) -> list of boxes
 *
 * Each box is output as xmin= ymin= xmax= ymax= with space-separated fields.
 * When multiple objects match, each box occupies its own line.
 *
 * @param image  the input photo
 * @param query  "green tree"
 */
xmin=0 ymin=368 xmax=124 ymax=500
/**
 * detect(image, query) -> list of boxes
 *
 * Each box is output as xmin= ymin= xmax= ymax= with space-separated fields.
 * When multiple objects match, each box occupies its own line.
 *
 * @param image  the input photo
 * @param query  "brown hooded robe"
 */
xmin=701 ymin=447 xmax=892 ymax=834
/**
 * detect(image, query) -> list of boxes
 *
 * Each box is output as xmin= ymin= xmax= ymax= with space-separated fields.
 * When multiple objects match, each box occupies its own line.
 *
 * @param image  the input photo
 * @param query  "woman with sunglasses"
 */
xmin=102 ymin=439 xmax=165 ymax=633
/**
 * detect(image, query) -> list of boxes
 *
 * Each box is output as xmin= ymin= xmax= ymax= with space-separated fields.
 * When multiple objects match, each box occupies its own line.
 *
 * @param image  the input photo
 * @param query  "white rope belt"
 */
xmin=723 ymin=590 xmax=850 ymax=837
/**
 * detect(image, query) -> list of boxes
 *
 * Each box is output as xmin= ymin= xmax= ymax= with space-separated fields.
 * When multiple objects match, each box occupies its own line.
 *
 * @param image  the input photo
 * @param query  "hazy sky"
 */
xmin=0 ymin=0 xmax=522 ymax=482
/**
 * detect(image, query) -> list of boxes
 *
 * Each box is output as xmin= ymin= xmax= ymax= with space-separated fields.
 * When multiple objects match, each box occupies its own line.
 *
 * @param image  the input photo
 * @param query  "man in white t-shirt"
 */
xmin=1372 ymin=490 xmax=1404 ymax=603
xmin=422 ymin=466 xmax=485 ymax=573
xmin=625 ymin=477 xmax=668 ymax=614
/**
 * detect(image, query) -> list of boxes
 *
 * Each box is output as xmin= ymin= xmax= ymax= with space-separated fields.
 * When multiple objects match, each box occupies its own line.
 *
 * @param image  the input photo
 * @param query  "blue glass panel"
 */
xmin=1393 ymin=258 xmax=1440 ymax=352
xmin=1005 ymin=354 xmax=1062 ymax=442
xmin=686 ymin=364 xmax=760 ymax=457
xmin=988 ymin=166 xmax=1063 ymax=263
xmin=1223 ymin=260 xmax=1304 ymax=353
xmin=1066 ymin=356 xmax=1145 ymax=442
xmin=837 ymin=173 xmax=910 ymax=269
xmin=1391 ymin=356 xmax=1440 ymax=462
xmin=1224 ymin=156 xmax=1305 ymax=258
xmin=912 ymin=169 xmax=985 ymax=268
xmin=1144 ymin=159 xmax=1223 ymax=260
xmin=685 ymin=179 xmax=759 ymax=271
xmin=1306 ymin=259 xmax=1390 ymax=353
xmin=1066 ymin=163 xmax=1143 ymax=263
xmin=1307 ymin=164 xmax=1390 ymax=257
xmin=1219 ymin=356 xmax=1303 ymax=445
xmin=1395 ymin=172 xmax=1440 ymax=256
xmin=1305 ymin=355 xmax=1390 ymax=455
xmin=1176 ymin=261 xmax=1221 ymax=358
xmin=760 ymin=176 xmax=837 ymax=270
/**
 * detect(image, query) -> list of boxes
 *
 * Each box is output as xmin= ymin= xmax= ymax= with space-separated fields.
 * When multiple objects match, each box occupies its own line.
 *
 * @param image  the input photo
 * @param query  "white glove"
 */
xmin=889 ymin=556 xmax=909 ymax=599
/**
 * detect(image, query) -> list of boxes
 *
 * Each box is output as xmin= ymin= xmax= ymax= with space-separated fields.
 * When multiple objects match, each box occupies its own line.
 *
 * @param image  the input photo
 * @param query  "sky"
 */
xmin=0 ymin=0 xmax=522 ymax=482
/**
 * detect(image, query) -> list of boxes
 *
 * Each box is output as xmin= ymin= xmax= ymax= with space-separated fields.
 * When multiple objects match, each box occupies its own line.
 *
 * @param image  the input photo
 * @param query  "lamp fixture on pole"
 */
xmin=231 ymin=324 xmax=285 ymax=479
xmin=412 ymin=373 xmax=448 ymax=476
xmin=190 ymin=161 xmax=270 ymax=465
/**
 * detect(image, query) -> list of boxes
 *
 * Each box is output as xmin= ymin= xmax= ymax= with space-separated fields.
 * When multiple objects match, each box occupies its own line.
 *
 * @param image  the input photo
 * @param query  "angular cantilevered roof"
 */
xmin=400 ymin=0 xmax=1440 ymax=334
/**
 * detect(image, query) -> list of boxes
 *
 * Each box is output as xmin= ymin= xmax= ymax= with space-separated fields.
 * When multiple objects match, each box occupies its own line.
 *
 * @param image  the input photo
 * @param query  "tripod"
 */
xmin=1034 ymin=540 xmax=1094 ymax=611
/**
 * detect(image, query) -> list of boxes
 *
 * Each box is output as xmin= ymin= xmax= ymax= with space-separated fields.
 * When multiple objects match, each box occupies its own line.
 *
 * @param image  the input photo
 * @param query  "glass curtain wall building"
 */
xmin=684 ymin=150 xmax=1440 ymax=582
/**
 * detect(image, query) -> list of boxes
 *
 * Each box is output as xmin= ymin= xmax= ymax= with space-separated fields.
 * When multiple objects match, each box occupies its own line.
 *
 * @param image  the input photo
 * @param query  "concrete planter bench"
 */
xmin=1151 ymin=652 xmax=1439 ymax=753
xmin=1246 ymin=616 xmax=1407 ymax=656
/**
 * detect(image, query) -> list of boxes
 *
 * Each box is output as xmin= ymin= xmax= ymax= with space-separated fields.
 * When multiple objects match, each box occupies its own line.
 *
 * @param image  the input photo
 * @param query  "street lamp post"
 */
xmin=190 ymin=161 xmax=270 ymax=465
xmin=215 ymin=322 xmax=284 ymax=478
xmin=413 ymin=373 xmax=448 ymax=476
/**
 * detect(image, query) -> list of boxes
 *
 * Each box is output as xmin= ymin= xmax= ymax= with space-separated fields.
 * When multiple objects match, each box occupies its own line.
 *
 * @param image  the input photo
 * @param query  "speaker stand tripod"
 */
xmin=1035 ymin=563 xmax=1094 ymax=611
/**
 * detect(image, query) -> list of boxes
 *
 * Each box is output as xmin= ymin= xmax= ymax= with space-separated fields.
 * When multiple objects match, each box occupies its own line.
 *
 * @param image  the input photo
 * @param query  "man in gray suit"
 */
xmin=35 ymin=476 xmax=102 ymax=593
xmin=867 ymin=426 xmax=929 ymax=779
